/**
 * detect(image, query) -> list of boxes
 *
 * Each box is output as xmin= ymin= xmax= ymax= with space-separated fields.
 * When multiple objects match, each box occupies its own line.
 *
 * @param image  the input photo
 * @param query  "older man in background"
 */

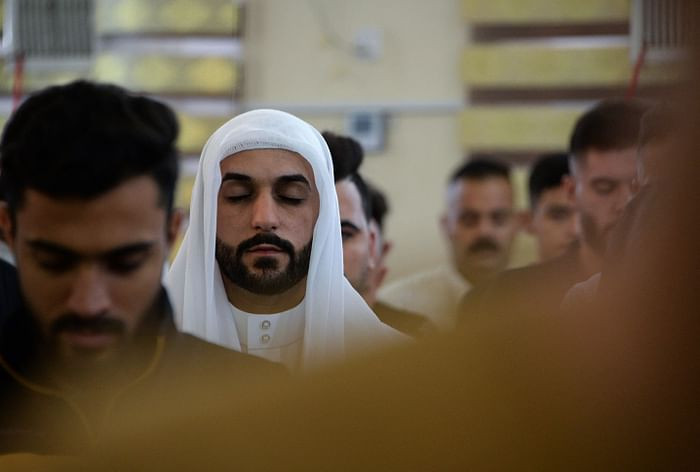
xmin=379 ymin=158 xmax=519 ymax=330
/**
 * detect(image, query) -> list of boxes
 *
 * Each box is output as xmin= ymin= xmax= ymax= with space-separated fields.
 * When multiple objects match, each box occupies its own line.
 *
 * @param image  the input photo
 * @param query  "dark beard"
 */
xmin=216 ymin=234 xmax=312 ymax=296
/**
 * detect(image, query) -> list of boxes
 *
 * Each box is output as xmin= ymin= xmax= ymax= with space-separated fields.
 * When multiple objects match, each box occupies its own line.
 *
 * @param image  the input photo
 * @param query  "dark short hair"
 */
xmin=569 ymin=98 xmax=649 ymax=161
xmin=322 ymin=131 xmax=372 ymax=221
xmin=449 ymin=157 xmax=510 ymax=184
xmin=367 ymin=181 xmax=389 ymax=232
xmin=528 ymin=153 xmax=570 ymax=208
xmin=0 ymin=80 xmax=179 ymax=216
xmin=639 ymin=102 xmax=677 ymax=148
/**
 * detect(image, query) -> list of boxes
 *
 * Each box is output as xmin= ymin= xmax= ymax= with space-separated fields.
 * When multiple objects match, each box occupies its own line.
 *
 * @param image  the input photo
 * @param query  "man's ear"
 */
xmin=367 ymin=223 xmax=378 ymax=271
xmin=0 ymin=203 xmax=15 ymax=251
xmin=166 ymin=208 xmax=184 ymax=248
xmin=381 ymin=240 xmax=393 ymax=261
xmin=562 ymin=175 xmax=576 ymax=203
xmin=440 ymin=213 xmax=450 ymax=239
xmin=521 ymin=209 xmax=535 ymax=235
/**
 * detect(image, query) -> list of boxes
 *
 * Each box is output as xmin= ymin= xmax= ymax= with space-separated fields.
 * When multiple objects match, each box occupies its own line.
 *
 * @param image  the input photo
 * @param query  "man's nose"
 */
xmin=66 ymin=265 xmax=111 ymax=317
xmin=251 ymin=193 xmax=280 ymax=231
xmin=614 ymin=183 xmax=636 ymax=215
xmin=476 ymin=217 xmax=496 ymax=236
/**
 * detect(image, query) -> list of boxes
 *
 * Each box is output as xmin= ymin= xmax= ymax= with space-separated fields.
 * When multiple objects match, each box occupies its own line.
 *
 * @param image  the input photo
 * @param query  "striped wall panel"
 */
xmin=97 ymin=0 xmax=240 ymax=35
xmin=460 ymin=106 xmax=585 ymax=152
xmin=463 ymin=44 xmax=677 ymax=88
xmin=463 ymin=0 xmax=630 ymax=24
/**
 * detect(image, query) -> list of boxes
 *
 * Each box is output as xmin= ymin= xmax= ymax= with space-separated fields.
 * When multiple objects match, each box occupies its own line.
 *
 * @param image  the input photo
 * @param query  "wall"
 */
xmin=242 ymin=0 xmax=466 ymax=281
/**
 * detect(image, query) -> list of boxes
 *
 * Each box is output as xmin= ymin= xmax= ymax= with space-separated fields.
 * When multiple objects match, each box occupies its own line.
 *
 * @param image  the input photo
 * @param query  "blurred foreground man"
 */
xmin=166 ymin=110 xmax=401 ymax=373
xmin=0 ymin=180 xmax=19 ymax=326
xmin=323 ymin=131 xmax=434 ymax=338
xmin=460 ymin=99 xmax=648 ymax=321
xmin=0 ymin=81 xmax=279 ymax=455
xmin=379 ymin=159 xmax=518 ymax=330
xmin=525 ymin=153 xmax=578 ymax=262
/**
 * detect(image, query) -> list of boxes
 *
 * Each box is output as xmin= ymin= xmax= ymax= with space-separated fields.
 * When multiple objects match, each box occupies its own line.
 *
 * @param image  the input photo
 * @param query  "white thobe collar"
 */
xmin=229 ymin=301 xmax=306 ymax=371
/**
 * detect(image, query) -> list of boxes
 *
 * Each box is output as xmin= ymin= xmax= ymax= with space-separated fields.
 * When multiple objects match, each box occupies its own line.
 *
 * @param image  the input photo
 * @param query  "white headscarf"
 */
xmin=166 ymin=109 xmax=402 ymax=371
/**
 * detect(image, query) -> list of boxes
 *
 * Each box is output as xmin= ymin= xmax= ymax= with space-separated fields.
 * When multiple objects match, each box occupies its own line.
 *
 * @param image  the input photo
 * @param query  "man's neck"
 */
xmin=456 ymin=266 xmax=492 ymax=289
xmin=577 ymin=240 xmax=604 ymax=280
xmin=222 ymin=277 xmax=307 ymax=314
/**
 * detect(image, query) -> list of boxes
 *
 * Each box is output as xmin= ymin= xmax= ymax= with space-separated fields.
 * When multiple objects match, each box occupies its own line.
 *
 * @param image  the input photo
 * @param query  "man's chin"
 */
xmin=57 ymin=332 xmax=123 ymax=363
xmin=466 ymin=250 xmax=503 ymax=265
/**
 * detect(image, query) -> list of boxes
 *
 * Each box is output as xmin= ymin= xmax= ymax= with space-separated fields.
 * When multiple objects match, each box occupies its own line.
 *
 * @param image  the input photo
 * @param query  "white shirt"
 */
xmin=378 ymin=265 xmax=471 ymax=331
xmin=231 ymin=302 xmax=305 ymax=373
xmin=0 ymin=242 xmax=14 ymax=265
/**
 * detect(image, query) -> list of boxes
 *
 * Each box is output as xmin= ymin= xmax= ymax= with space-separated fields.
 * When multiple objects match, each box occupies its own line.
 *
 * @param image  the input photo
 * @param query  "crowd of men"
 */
xmin=0 ymin=78 xmax=690 ymax=464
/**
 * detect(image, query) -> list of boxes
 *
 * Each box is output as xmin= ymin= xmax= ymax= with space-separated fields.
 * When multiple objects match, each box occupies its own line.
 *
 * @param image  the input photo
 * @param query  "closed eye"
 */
xmin=341 ymin=221 xmax=360 ymax=241
xmin=104 ymin=255 xmax=149 ymax=275
xmin=277 ymin=195 xmax=305 ymax=205
xmin=225 ymin=194 xmax=252 ymax=202
xmin=102 ymin=245 xmax=154 ymax=275
xmin=37 ymin=256 xmax=78 ymax=273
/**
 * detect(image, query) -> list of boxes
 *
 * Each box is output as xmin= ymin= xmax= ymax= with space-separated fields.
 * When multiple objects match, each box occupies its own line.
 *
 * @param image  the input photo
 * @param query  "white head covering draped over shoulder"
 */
xmin=166 ymin=109 xmax=402 ymax=371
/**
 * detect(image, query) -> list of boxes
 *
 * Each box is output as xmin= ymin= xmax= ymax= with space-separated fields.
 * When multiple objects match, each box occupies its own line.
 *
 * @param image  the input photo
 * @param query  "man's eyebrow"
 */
xmin=27 ymin=240 xmax=77 ymax=257
xmin=221 ymin=173 xmax=252 ymax=183
xmin=548 ymin=204 xmax=572 ymax=210
xmin=276 ymin=174 xmax=311 ymax=188
xmin=341 ymin=220 xmax=361 ymax=232
xmin=103 ymin=242 xmax=155 ymax=259
xmin=591 ymin=177 xmax=617 ymax=184
xmin=27 ymin=240 xmax=154 ymax=259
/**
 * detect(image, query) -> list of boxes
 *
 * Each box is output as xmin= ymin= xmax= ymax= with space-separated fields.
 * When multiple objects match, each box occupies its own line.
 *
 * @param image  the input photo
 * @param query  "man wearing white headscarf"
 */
xmin=166 ymin=110 xmax=403 ymax=372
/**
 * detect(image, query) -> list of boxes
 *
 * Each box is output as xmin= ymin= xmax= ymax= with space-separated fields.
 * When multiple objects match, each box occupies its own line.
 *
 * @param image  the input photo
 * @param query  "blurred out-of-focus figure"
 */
xmin=459 ymin=98 xmax=649 ymax=322
xmin=379 ymin=158 xmax=518 ymax=330
xmin=525 ymin=153 xmax=578 ymax=263
xmin=562 ymin=102 xmax=680 ymax=311
xmin=323 ymin=131 xmax=435 ymax=338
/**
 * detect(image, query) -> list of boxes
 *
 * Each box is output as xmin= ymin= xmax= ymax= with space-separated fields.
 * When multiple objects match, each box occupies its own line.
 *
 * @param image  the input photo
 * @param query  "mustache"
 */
xmin=236 ymin=233 xmax=295 ymax=258
xmin=468 ymin=237 xmax=501 ymax=253
xmin=50 ymin=314 xmax=125 ymax=337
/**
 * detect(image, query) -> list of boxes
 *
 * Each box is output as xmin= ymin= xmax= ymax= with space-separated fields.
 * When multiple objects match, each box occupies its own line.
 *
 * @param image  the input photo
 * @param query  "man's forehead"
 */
xmin=576 ymin=148 xmax=637 ymax=176
xmin=336 ymin=179 xmax=363 ymax=215
xmin=15 ymin=179 xmax=166 ymax=249
xmin=448 ymin=177 xmax=513 ymax=207
xmin=220 ymin=148 xmax=316 ymax=182
xmin=538 ymin=184 xmax=570 ymax=205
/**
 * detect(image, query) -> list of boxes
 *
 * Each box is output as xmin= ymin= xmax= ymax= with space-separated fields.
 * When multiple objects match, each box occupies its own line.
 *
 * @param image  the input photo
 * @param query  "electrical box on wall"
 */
xmin=345 ymin=111 xmax=386 ymax=153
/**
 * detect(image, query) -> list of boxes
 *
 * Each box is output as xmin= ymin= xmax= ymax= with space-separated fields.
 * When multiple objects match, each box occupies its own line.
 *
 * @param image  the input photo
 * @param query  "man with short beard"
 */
xmin=459 ymin=98 xmax=648 ymax=323
xmin=379 ymin=159 xmax=519 ymax=330
xmin=166 ymin=110 xmax=402 ymax=373
xmin=0 ymin=81 xmax=281 ymax=455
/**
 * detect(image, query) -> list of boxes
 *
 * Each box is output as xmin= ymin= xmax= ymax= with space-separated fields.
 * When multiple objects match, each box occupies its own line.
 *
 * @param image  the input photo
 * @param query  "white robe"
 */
xmin=165 ymin=109 xmax=404 ymax=372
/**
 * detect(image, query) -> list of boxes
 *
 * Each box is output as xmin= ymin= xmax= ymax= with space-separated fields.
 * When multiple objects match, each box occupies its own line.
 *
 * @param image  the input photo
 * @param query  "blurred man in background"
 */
xmin=380 ymin=159 xmax=518 ymax=330
xmin=459 ymin=98 xmax=648 ymax=322
xmin=562 ymin=102 xmax=677 ymax=310
xmin=323 ymin=131 xmax=434 ymax=338
xmin=525 ymin=153 xmax=578 ymax=263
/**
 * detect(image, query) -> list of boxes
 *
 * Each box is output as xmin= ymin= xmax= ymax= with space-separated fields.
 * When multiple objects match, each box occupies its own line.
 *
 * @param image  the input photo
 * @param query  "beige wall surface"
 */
xmin=242 ymin=0 xmax=467 ymax=281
